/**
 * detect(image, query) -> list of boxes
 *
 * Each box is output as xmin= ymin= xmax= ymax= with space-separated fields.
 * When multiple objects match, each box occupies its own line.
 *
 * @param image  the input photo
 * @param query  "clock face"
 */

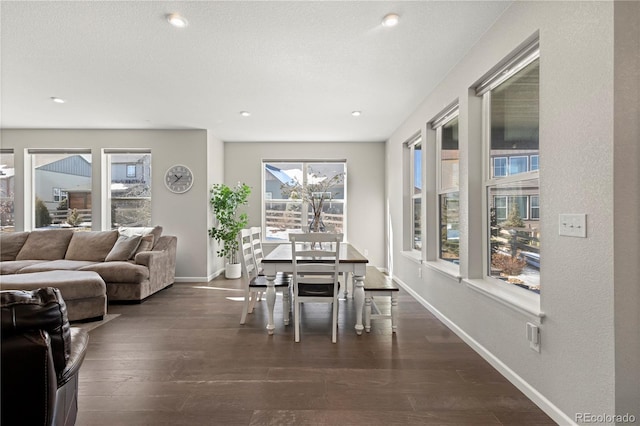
xmin=164 ymin=164 xmax=194 ymax=194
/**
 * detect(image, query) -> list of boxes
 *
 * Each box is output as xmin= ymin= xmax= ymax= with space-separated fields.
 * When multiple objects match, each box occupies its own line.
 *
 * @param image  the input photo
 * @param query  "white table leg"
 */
xmin=282 ymin=284 xmax=290 ymax=326
xmin=265 ymin=274 xmax=276 ymax=335
xmin=353 ymin=274 xmax=365 ymax=335
xmin=391 ymin=293 xmax=398 ymax=333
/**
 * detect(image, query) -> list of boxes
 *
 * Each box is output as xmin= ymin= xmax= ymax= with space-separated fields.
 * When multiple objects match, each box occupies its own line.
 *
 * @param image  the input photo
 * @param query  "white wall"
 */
xmin=224 ymin=141 xmax=386 ymax=267
xmin=0 ymin=129 xmax=214 ymax=280
xmin=386 ymin=1 xmax=637 ymax=423
xmin=207 ymin=131 xmax=225 ymax=279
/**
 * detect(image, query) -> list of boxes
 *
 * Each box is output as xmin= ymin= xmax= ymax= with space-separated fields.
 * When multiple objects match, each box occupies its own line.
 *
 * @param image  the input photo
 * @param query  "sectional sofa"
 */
xmin=0 ymin=227 xmax=176 ymax=320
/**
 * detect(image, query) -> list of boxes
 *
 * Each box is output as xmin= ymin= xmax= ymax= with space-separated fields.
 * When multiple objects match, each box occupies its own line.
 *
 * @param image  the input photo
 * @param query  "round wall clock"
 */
xmin=164 ymin=164 xmax=194 ymax=194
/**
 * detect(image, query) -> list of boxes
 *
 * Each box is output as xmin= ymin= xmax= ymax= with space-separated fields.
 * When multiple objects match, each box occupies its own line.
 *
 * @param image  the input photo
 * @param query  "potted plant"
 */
xmin=208 ymin=182 xmax=251 ymax=279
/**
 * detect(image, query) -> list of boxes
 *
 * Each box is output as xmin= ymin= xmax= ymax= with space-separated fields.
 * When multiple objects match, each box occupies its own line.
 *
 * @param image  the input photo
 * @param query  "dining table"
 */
xmin=261 ymin=242 xmax=369 ymax=335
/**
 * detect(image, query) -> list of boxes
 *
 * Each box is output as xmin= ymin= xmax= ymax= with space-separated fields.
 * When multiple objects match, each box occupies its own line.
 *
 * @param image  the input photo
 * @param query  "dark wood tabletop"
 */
xmin=262 ymin=242 xmax=368 ymax=264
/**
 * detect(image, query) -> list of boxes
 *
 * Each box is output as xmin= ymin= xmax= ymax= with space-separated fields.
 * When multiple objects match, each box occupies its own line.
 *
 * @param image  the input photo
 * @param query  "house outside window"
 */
xmin=0 ymin=150 xmax=15 ymax=232
xmin=262 ymin=161 xmax=346 ymax=242
xmin=433 ymin=108 xmax=459 ymax=264
xmin=105 ymin=150 xmax=152 ymax=228
xmin=478 ymin=40 xmax=540 ymax=293
xmin=30 ymin=149 xmax=92 ymax=229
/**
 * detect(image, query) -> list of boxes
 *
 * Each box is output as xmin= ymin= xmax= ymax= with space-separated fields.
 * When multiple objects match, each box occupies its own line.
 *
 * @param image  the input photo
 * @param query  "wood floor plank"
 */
xmin=76 ymin=278 xmax=556 ymax=425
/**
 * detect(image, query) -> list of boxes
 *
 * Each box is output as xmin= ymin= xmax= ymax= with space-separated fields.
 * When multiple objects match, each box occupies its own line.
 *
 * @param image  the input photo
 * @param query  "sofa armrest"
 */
xmin=134 ymin=235 xmax=177 ymax=292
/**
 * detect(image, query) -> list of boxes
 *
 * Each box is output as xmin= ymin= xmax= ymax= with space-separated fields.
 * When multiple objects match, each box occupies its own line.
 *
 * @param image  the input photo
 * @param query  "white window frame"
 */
xmin=102 ymin=149 xmax=152 ymax=230
xmin=261 ymin=160 xmax=347 ymax=242
xmin=28 ymin=148 xmax=92 ymax=230
xmin=405 ymin=135 xmax=422 ymax=253
xmin=478 ymin=40 xmax=540 ymax=293
xmin=433 ymin=106 xmax=460 ymax=267
xmin=0 ymin=149 xmax=15 ymax=232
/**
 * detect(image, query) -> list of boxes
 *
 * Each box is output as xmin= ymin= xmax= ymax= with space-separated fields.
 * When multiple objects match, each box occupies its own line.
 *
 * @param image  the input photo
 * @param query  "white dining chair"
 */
xmin=289 ymin=232 xmax=342 ymax=343
xmin=239 ymin=228 xmax=291 ymax=325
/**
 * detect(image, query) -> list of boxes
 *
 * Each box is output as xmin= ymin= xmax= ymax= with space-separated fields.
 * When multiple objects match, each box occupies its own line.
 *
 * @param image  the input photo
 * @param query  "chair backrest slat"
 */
xmin=239 ymin=228 xmax=258 ymax=281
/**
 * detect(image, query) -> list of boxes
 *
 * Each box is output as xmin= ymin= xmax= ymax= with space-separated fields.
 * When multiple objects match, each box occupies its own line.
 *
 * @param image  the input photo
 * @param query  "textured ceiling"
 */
xmin=1 ymin=1 xmax=512 ymax=142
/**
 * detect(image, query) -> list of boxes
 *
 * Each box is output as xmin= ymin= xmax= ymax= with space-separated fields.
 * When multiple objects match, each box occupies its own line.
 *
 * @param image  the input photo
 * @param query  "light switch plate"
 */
xmin=559 ymin=214 xmax=587 ymax=238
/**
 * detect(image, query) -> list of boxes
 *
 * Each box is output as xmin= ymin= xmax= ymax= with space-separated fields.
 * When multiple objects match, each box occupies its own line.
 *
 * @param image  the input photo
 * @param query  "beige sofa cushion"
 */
xmin=0 ymin=232 xmax=30 ymax=261
xmin=16 ymin=229 xmax=74 ymax=260
xmin=106 ymin=235 xmax=142 ymax=261
xmin=18 ymin=260 xmax=99 ymax=273
xmin=65 ymin=230 xmax=118 ymax=262
xmin=80 ymin=262 xmax=149 ymax=284
xmin=0 ymin=260 xmax=49 ymax=275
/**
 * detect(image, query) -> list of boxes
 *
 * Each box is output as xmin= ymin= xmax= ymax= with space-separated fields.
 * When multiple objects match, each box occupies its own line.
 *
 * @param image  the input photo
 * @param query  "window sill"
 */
xmin=464 ymin=277 xmax=545 ymax=320
xmin=400 ymin=250 xmax=422 ymax=265
xmin=424 ymin=260 xmax=462 ymax=282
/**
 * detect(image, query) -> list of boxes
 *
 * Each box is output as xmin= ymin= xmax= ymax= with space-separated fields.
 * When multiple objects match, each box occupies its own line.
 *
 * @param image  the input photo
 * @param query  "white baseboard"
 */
xmin=174 ymin=268 xmax=224 ymax=283
xmin=392 ymin=274 xmax=575 ymax=426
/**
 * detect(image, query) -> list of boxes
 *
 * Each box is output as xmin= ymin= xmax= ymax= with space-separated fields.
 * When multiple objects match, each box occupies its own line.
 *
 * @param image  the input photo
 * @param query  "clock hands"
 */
xmin=173 ymin=174 xmax=182 ymax=183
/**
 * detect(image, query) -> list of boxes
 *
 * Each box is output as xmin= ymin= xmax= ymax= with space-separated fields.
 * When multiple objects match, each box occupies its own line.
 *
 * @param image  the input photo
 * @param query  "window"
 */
xmin=530 ymin=195 xmax=540 ymax=219
xmin=404 ymin=136 xmax=422 ymax=251
xmin=0 ymin=149 xmax=15 ymax=232
xmin=433 ymin=108 xmax=459 ymax=264
xmin=262 ymin=161 xmax=346 ymax=242
xmin=105 ymin=150 xmax=152 ymax=229
xmin=493 ymin=157 xmax=507 ymax=177
xmin=126 ymin=164 xmax=136 ymax=178
xmin=478 ymin=40 xmax=540 ymax=293
xmin=509 ymin=156 xmax=528 ymax=175
xmin=30 ymin=149 xmax=92 ymax=230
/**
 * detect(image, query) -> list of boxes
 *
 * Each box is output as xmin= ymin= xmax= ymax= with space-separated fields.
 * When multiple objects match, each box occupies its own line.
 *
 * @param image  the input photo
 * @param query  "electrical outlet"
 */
xmin=526 ymin=322 xmax=540 ymax=352
xmin=559 ymin=214 xmax=587 ymax=238
xmin=364 ymin=249 xmax=369 ymax=256
xmin=418 ymin=267 xmax=422 ymax=278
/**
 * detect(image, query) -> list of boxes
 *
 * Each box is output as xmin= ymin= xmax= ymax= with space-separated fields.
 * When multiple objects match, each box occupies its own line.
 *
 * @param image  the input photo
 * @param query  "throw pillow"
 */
xmin=105 ymin=235 xmax=142 ymax=262
xmin=15 ymin=229 xmax=74 ymax=260
xmin=0 ymin=232 xmax=30 ymax=261
xmin=132 ymin=234 xmax=154 ymax=258
xmin=65 ymin=230 xmax=119 ymax=262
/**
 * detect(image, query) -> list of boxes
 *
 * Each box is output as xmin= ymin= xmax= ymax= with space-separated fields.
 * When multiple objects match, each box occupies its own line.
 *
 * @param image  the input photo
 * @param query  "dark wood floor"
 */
xmin=77 ymin=276 xmax=556 ymax=425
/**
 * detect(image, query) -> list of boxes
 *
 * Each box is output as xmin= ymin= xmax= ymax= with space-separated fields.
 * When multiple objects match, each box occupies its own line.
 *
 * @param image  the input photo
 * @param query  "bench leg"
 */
xmin=391 ymin=293 xmax=398 ymax=333
xmin=364 ymin=293 xmax=372 ymax=333
xmin=353 ymin=275 xmax=365 ymax=335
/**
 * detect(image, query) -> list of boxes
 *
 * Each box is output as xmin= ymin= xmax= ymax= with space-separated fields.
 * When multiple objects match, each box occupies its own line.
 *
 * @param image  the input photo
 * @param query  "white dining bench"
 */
xmin=363 ymin=266 xmax=399 ymax=333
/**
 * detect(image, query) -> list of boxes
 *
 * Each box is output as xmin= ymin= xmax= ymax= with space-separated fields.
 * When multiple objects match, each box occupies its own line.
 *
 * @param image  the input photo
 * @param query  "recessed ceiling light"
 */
xmin=51 ymin=97 xmax=65 ymax=104
xmin=382 ymin=13 xmax=400 ymax=27
xmin=351 ymin=111 xmax=362 ymax=117
xmin=240 ymin=111 xmax=251 ymax=117
xmin=166 ymin=13 xmax=188 ymax=28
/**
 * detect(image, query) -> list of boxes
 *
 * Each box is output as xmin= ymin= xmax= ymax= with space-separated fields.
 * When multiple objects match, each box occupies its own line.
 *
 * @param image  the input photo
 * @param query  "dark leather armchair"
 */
xmin=1 ymin=287 xmax=89 ymax=426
